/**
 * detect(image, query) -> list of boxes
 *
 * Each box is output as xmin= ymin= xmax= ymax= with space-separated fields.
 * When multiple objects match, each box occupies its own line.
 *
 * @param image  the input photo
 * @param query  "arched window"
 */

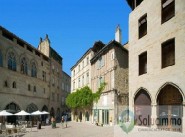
xmin=8 ymin=52 xmax=16 ymax=71
xmin=0 ymin=50 xmax=3 ymax=67
xmin=21 ymin=57 xmax=28 ymax=74
xmin=12 ymin=81 xmax=16 ymax=88
xmin=31 ymin=62 xmax=37 ymax=77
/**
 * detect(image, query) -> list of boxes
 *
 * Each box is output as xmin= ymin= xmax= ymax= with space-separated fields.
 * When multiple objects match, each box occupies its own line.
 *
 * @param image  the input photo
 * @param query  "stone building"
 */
xmin=91 ymin=40 xmax=128 ymax=125
xmin=126 ymin=0 xmax=185 ymax=132
xmin=70 ymin=26 xmax=129 ymax=125
xmin=61 ymin=71 xmax=71 ymax=114
xmin=70 ymin=46 xmax=93 ymax=122
xmin=0 ymin=26 xmax=68 ymax=123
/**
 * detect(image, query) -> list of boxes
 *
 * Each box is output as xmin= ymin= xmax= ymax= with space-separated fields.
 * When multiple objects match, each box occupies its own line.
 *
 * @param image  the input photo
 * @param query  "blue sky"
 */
xmin=0 ymin=0 xmax=131 ymax=75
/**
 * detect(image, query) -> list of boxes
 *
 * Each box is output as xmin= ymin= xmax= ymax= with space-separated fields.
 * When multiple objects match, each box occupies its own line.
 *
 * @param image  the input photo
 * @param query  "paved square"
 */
xmin=23 ymin=122 xmax=114 ymax=137
xmin=20 ymin=122 xmax=185 ymax=137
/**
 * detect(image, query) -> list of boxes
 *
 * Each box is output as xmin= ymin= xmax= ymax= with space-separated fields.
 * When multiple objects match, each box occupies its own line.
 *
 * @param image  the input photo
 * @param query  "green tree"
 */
xmin=66 ymin=83 xmax=106 ymax=110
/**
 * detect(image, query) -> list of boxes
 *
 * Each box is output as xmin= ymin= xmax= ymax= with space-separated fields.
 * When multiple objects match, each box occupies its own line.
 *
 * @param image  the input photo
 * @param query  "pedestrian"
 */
xmin=64 ymin=115 xmax=68 ymax=128
xmin=51 ymin=117 xmax=56 ymax=128
xmin=61 ymin=116 xmax=64 ymax=128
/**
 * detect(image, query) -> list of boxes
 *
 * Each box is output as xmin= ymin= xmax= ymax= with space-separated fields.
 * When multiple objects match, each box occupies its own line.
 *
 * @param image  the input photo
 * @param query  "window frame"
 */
xmin=139 ymin=51 xmax=147 ymax=75
xmin=138 ymin=14 xmax=147 ymax=39
xmin=161 ymin=0 xmax=175 ymax=24
xmin=161 ymin=38 xmax=175 ymax=68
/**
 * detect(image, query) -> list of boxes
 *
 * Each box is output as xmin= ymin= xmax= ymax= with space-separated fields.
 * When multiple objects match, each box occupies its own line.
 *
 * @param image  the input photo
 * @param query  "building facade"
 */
xmin=91 ymin=40 xmax=128 ymax=125
xmin=70 ymin=47 xmax=94 ymax=122
xmin=127 ymin=0 xmax=185 ymax=132
xmin=61 ymin=71 xmax=71 ymax=114
xmin=0 ymin=26 xmax=69 ymax=123
xmin=70 ymin=26 xmax=129 ymax=125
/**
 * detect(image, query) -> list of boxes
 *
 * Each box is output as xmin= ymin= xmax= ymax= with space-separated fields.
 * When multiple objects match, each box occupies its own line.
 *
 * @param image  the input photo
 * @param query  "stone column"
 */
xmin=151 ymin=103 xmax=157 ymax=128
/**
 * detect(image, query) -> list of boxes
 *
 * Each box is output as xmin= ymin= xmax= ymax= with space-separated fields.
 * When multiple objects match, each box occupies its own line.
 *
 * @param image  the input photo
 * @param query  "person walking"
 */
xmin=61 ymin=116 xmax=64 ymax=128
xmin=64 ymin=115 xmax=68 ymax=128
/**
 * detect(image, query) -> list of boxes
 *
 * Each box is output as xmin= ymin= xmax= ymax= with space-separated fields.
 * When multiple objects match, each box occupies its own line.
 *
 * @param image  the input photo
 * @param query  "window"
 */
xmin=31 ymin=62 xmax=37 ymax=77
xmin=21 ymin=57 xmax=28 ymax=74
xmin=78 ymin=78 xmax=81 ymax=88
xmin=78 ymin=65 xmax=80 ymax=72
xmin=52 ymin=93 xmax=55 ymax=101
xmin=139 ymin=52 xmax=147 ymax=75
xmin=73 ymin=70 xmax=75 ymax=76
xmin=0 ymin=50 xmax=3 ymax=67
xmin=162 ymin=0 xmax=175 ymax=23
xmin=82 ymin=61 xmax=84 ymax=68
xmin=87 ymin=57 xmax=89 ymax=65
xmin=52 ymin=77 xmax=55 ymax=86
xmin=43 ymin=88 xmax=45 ymax=94
xmin=98 ymin=77 xmax=104 ymax=87
xmin=61 ymin=97 xmax=65 ymax=105
xmin=12 ymin=81 xmax=16 ymax=88
xmin=42 ymin=71 xmax=46 ymax=81
xmin=33 ymin=86 xmax=36 ymax=92
xmin=86 ymin=72 xmax=89 ymax=84
xmin=139 ymin=14 xmax=147 ymax=39
xmin=97 ymin=56 xmax=104 ymax=69
xmin=28 ymin=84 xmax=31 ymax=91
xmin=111 ymin=51 xmax=115 ymax=60
xmin=82 ymin=75 xmax=84 ymax=86
xmin=8 ymin=52 xmax=16 ymax=71
xmin=162 ymin=38 xmax=175 ymax=68
xmin=73 ymin=81 xmax=75 ymax=90
xmin=4 ymin=81 xmax=8 ymax=87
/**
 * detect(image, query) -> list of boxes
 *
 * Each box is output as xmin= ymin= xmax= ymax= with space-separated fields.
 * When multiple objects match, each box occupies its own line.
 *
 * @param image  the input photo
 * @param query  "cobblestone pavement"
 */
xmin=23 ymin=122 xmax=114 ymax=137
xmin=20 ymin=122 xmax=185 ymax=137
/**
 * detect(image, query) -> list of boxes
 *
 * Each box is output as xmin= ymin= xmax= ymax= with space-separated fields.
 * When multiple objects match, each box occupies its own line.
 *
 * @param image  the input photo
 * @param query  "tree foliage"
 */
xmin=66 ymin=83 xmax=106 ymax=110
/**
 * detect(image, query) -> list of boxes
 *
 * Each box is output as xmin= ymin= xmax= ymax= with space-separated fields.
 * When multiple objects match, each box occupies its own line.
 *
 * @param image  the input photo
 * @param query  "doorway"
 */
xmin=102 ymin=110 xmax=109 ymax=125
xmin=157 ymin=84 xmax=183 ymax=131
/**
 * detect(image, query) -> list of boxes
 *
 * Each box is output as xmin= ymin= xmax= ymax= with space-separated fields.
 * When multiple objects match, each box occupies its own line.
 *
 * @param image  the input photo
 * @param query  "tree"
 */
xmin=66 ymin=83 xmax=106 ymax=110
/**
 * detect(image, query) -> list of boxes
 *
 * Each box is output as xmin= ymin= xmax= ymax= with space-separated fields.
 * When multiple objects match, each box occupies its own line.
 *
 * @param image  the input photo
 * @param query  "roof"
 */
xmin=0 ymin=25 xmax=49 ymax=60
xmin=50 ymin=47 xmax=63 ymax=65
xmin=90 ymin=40 xmax=128 ymax=64
xmin=70 ymin=48 xmax=92 ymax=70
xmin=62 ymin=71 xmax=71 ymax=78
xmin=126 ymin=0 xmax=133 ymax=9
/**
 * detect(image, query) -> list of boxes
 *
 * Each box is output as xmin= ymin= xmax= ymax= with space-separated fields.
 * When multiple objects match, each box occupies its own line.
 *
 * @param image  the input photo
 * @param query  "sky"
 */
xmin=0 ymin=0 xmax=131 ymax=75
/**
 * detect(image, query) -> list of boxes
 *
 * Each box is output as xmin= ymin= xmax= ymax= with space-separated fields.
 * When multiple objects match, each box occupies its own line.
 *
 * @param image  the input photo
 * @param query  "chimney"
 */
xmin=115 ymin=25 xmax=122 ymax=44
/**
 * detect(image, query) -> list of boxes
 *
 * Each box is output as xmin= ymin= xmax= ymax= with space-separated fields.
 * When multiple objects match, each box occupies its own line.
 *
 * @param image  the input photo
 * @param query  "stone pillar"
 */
xmin=151 ymin=103 xmax=157 ymax=128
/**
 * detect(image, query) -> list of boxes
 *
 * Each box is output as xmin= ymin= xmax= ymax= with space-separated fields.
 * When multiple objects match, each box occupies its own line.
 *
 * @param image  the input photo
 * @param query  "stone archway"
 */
xmin=26 ymin=103 xmax=38 ymax=113
xmin=26 ymin=103 xmax=38 ymax=122
xmin=157 ymin=84 xmax=183 ymax=131
xmin=134 ymin=89 xmax=151 ymax=126
xmin=41 ymin=105 xmax=49 ymax=122
xmin=5 ymin=102 xmax=21 ymax=124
